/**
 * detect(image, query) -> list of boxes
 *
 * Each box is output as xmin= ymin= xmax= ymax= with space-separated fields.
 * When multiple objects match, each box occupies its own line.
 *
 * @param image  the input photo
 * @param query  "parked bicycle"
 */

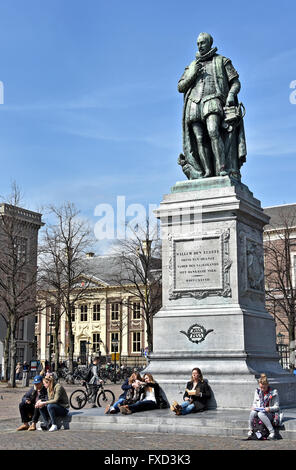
xmin=69 ymin=381 xmax=115 ymax=409
xmin=65 ymin=366 xmax=87 ymax=384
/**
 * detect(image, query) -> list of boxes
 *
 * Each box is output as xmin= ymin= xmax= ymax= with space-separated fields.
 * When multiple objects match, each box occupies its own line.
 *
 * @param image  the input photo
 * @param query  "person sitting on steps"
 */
xmin=248 ymin=373 xmax=280 ymax=440
xmin=170 ymin=368 xmax=211 ymax=415
xmin=17 ymin=375 xmax=47 ymax=431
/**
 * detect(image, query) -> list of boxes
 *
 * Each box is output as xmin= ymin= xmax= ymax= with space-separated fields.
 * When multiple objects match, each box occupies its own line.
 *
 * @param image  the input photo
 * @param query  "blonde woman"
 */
xmin=248 ymin=374 xmax=279 ymax=440
xmin=35 ymin=375 xmax=69 ymax=432
xmin=105 ymin=372 xmax=142 ymax=414
xmin=119 ymin=373 xmax=162 ymax=414
xmin=171 ymin=367 xmax=211 ymax=415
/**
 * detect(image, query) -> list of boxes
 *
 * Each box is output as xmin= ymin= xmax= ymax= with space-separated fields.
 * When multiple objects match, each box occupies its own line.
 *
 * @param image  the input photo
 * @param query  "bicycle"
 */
xmin=69 ymin=381 xmax=115 ymax=410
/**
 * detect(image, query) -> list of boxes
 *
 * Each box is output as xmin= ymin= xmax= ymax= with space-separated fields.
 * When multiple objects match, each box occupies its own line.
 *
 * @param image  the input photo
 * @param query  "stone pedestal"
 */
xmin=145 ymin=176 xmax=296 ymax=409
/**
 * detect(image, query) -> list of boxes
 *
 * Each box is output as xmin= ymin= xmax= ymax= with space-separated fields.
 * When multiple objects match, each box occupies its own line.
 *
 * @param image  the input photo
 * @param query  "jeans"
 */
xmin=111 ymin=398 xmax=125 ymax=412
xmin=180 ymin=401 xmax=195 ymax=415
xmin=40 ymin=404 xmax=69 ymax=426
xmin=19 ymin=402 xmax=40 ymax=423
xmin=249 ymin=410 xmax=274 ymax=432
xmin=128 ymin=400 xmax=158 ymax=413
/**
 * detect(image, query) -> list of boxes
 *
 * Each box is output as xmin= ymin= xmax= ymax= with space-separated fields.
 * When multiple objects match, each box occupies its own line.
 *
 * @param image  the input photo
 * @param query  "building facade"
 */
xmin=36 ymin=253 xmax=161 ymax=367
xmin=263 ymin=203 xmax=296 ymax=369
xmin=0 ymin=204 xmax=43 ymax=378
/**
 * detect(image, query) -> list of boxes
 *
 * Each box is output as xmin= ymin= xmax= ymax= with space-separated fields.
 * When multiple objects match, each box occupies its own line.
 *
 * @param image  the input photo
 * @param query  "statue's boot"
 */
xmin=211 ymin=137 xmax=227 ymax=176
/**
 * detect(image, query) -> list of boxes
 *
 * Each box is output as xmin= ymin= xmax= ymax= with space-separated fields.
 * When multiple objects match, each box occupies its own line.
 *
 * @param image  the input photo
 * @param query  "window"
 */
xmin=93 ymin=333 xmax=101 ymax=353
xmin=80 ymin=305 xmax=88 ymax=321
xmin=93 ymin=304 xmax=100 ymax=321
xmin=71 ymin=305 xmax=75 ymax=322
xmin=16 ymin=319 xmax=24 ymax=340
xmin=111 ymin=332 xmax=119 ymax=352
xmin=132 ymin=302 xmax=141 ymax=320
xmin=35 ymin=313 xmax=39 ymax=324
xmin=111 ymin=303 xmax=119 ymax=321
xmin=132 ymin=332 xmax=141 ymax=353
xmin=50 ymin=306 xmax=55 ymax=324
xmin=15 ymin=236 xmax=28 ymax=263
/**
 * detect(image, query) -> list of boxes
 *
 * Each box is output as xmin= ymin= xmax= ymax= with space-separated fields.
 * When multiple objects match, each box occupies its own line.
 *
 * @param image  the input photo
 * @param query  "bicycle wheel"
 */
xmin=70 ymin=389 xmax=88 ymax=409
xmin=97 ymin=389 xmax=115 ymax=407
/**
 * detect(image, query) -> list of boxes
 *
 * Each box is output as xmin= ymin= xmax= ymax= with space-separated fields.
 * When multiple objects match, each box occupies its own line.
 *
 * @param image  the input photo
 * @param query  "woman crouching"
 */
xmin=35 ymin=375 xmax=69 ymax=431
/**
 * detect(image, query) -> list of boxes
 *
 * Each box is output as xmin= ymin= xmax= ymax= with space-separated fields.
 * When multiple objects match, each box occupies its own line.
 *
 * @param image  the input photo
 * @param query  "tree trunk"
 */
xmin=67 ymin=319 xmax=74 ymax=373
xmin=8 ymin=317 xmax=17 ymax=388
xmin=288 ymin=318 xmax=296 ymax=372
xmin=3 ymin=325 xmax=10 ymax=381
xmin=54 ymin=324 xmax=60 ymax=373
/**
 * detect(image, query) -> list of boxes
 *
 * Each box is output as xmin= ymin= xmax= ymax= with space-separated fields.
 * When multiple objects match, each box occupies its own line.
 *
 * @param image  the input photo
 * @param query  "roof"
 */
xmin=82 ymin=254 xmax=161 ymax=286
xmin=263 ymin=203 xmax=296 ymax=231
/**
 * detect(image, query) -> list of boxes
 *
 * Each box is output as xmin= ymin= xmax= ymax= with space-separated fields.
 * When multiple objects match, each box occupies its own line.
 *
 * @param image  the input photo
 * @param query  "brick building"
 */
xmin=263 ymin=203 xmax=296 ymax=369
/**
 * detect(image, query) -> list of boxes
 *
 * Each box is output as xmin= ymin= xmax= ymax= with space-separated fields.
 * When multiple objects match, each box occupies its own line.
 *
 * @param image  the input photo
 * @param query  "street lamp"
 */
xmin=86 ymin=340 xmax=91 ymax=366
xmin=277 ymin=332 xmax=285 ymax=368
xmin=47 ymin=320 xmax=55 ymax=370
xmin=111 ymin=338 xmax=119 ymax=384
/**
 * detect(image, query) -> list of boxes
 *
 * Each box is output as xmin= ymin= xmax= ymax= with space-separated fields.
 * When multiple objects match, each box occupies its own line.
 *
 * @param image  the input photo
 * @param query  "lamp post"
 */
xmin=277 ymin=332 xmax=285 ymax=368
xmin=47 ymin=320 xmax=55 ymax=371
xmin=111 ymin=338 xmax=119 ymax=384
xmin=86 ymin=340 xmax=91 ymax=366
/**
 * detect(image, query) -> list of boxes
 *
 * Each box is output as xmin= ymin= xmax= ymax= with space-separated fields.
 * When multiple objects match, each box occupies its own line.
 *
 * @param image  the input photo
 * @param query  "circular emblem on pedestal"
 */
xmin=180 ymin=324 xmax=214 ymax=344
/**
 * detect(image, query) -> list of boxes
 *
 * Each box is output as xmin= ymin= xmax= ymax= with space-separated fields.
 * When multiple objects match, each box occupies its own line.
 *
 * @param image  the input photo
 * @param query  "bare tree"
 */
xmin=0 ymin=184 xmax=41 ymax=386
xmin=111 ymin=219 xmax=162 ymax=353
xmin=264 ymin=206 xmax=296 ymax=371
xmin=39 ymin=202 xmax=95 ymax=373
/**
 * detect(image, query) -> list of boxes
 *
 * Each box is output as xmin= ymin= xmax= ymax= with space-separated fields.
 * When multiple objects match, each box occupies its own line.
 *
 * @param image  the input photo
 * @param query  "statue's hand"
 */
xmin=226 ymin=93 xmax=235 ymax=107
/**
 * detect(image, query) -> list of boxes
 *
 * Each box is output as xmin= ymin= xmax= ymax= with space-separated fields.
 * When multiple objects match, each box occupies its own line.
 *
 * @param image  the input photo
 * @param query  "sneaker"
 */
xmin=268 ymin=431 xmax=275 ymax=440
xmin=37 ymin=421 xmax=50 ymax=431
xmin=247 ymin=430 xmax=253 ymax=437
xmin=48 ymin=424 xmax=58 ymax=432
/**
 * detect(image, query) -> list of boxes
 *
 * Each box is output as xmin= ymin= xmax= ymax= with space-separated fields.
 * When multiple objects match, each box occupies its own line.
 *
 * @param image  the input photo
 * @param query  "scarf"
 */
xmin=195 ymin=47 xmax=218 ymax=63
xmin=258 ymin=387 xmax=272 ymax=408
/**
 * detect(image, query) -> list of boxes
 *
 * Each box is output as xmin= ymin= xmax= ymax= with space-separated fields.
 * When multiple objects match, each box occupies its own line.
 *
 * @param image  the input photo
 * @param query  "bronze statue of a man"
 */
xmin=178 ymin=33 xmax=247 ymax=180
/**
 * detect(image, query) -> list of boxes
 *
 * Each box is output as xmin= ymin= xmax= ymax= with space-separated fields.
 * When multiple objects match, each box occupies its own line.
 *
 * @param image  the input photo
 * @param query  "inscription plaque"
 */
xmin=174 ymin=236 xmax=222 ymax=291
xmin=168 ymin=229 xmax=232 ymax=300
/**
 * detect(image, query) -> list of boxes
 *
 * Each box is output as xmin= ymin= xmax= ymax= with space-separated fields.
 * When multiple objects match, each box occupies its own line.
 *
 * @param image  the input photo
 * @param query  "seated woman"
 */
xmin=119 ymin=373 xmax=161 ymax=414
xmin=171 ymin=368 xmax=211 ymax=415
xmin=35 ymin=375 xmax=69 ymax=432
xmin=105 ymin=372 xmax=142 ymax=414
xmin=248 ymin=373 xmax=279 ymax=440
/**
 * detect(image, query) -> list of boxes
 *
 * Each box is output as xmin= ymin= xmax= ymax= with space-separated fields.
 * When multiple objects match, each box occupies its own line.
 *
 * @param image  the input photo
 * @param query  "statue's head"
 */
xmin=197 ymin=32 xmax=213 ymax=56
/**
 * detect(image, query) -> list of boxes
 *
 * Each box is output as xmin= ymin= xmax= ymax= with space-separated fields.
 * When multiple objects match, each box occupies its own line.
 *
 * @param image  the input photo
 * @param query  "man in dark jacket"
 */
xmin=17 ymin=375 xmax=47 ymax=431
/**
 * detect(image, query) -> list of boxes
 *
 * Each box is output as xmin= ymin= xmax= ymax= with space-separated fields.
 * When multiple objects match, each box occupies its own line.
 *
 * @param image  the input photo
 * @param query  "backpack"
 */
xmin=249 ymin=417 xmax=270 ymax=440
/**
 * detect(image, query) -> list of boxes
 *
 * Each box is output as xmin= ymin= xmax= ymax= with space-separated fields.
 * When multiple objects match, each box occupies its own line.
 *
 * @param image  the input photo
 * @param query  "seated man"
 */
xmin=17 ymin=375 xmax=47 ymax=431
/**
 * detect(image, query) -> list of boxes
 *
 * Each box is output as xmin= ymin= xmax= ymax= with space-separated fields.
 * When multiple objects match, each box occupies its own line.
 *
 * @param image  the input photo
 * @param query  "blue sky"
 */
xmin=0 ymin=0 xmax=295 ymax=251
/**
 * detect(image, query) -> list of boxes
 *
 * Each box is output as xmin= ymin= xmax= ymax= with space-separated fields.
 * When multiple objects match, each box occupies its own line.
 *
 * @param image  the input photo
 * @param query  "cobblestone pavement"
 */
xmin=1 ymin=382 xmax=296 ymax=451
